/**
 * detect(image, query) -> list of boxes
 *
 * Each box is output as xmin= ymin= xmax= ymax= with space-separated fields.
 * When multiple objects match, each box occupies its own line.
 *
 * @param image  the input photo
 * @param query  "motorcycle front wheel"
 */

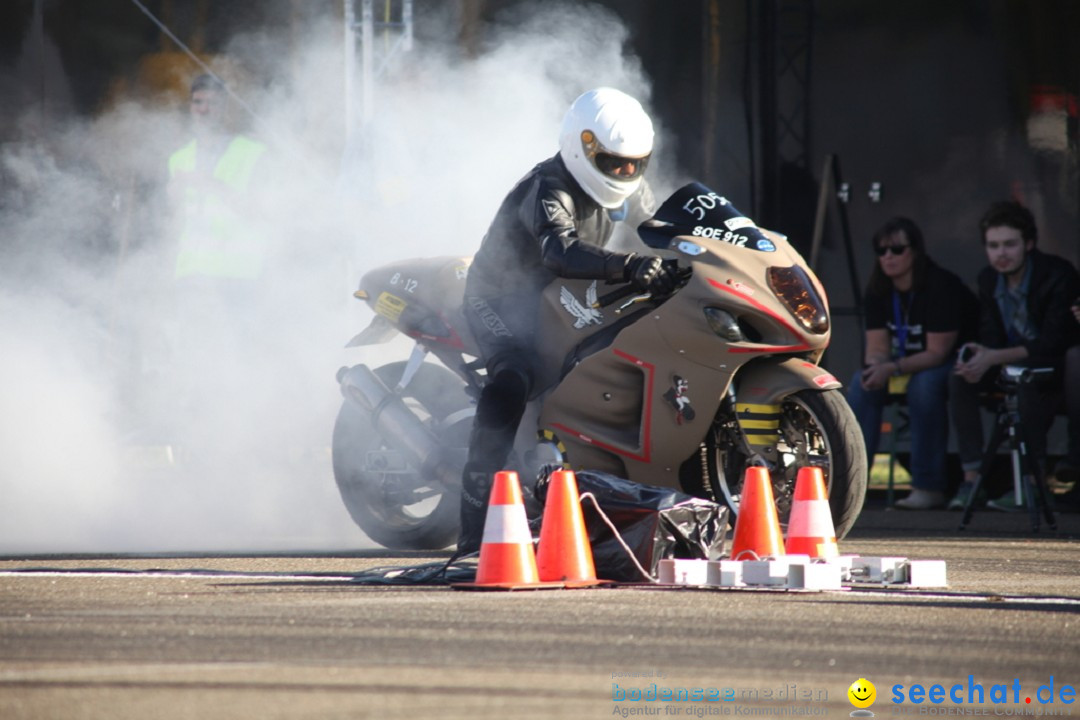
xmin=680 ymin=388 xmax=867 ymax=539
xmin=332 ymin=361 xmax=471 ymax=550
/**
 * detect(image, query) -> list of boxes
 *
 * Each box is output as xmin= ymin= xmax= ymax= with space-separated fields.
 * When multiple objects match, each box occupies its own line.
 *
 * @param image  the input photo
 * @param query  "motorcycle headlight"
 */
xmin=767 ymin=265 xmax=829 ymax=334
xmin=704 ymin=307 xmax=745 ymax=342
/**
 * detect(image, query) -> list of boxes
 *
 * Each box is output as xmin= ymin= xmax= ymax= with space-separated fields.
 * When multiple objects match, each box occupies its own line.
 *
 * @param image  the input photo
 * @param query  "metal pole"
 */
xmin=1012 ymin=439 xmax=1024 ymax=508
xmin=344 ymin=0 xmax=356 ymax=145
xmin=361 ymin=0 xmax=374 ymax=123
xmin=757 ymin=0 xmax=778 ymax=225
xmin=702 ymin=0 xmax=721 ymax=186
xmin=831 ymin=155 xmax=861 ymax=305
xmin=34 ymin=0 xmax=45 ymax=132
xmin=809 ymin=153 xmax=832 ymax=272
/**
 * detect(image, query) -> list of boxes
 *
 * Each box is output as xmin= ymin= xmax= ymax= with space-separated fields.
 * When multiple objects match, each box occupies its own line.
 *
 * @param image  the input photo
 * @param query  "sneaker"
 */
xmin=947 ymin=482 xmax=984 ymax=511
xmin=894 ymin=489 xmax=945 ymax=510
xmin=987 ymin=490 xmax=1024 ymax=512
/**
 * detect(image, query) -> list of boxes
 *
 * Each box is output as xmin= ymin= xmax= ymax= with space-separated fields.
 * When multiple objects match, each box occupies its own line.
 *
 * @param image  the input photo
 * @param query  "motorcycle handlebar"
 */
xmin=592 ymin=260 xmax=691 ymax=310
xmin=593 ymin=283 xmax=640 ymax=309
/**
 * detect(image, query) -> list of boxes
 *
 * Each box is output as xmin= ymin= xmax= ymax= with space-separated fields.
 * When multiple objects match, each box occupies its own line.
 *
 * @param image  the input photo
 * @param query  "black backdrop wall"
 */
xmin=4 ymin=0 xmax=1078 ymax=383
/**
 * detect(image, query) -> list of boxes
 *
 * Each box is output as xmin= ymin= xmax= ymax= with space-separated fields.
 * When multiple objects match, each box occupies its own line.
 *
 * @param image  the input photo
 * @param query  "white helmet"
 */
xmin=558 ymin=87 xmax=654 ymax=209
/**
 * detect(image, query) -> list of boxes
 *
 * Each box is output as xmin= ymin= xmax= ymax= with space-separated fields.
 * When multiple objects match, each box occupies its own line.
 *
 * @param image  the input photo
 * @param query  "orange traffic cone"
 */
xmin=784 ymin=466 xmax=838 ymax=558
xmin=475 ymin=471 xmax=539 ymax=586
xmin=536 ymin=469 xmax=599 ymax=586
xmin=455 ymin=471 xmax=562 ymax=590
xmin=729 ymin=466 xmax=785 ymax=560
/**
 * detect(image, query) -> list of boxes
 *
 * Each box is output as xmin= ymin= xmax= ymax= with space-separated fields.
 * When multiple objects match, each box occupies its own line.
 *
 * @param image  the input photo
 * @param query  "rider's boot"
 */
xmin=457 ymin=463 xmax=493 ymax=555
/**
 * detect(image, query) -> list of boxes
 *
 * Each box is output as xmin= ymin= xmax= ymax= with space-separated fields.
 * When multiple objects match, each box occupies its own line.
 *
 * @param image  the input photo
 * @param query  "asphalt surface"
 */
xmin=2 ymin=504 xmax=1079 ymax=720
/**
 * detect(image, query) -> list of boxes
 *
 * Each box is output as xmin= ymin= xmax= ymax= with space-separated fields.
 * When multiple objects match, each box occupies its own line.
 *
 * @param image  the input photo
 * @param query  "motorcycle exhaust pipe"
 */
xmin=337 ymin=364 xmax=463 ymax=489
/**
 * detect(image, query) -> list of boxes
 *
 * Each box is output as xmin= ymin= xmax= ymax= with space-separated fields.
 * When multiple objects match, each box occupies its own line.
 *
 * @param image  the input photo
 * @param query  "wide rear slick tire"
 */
xmin=331 ymin=362 xmax=471 ymax=550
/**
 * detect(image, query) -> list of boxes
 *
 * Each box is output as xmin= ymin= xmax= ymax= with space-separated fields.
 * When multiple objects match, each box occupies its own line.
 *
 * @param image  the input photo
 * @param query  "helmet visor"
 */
xmin=581 ymin=130 xmax=651 ymax=181
xmin=594 ymin=152 xmax=650 ymax=180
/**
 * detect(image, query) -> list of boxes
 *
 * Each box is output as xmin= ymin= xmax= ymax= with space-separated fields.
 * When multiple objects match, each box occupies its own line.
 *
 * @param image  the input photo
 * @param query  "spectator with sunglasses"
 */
xmin=846 ymin=217 xmax=979 ymax=510
xmin=948 ymin=200 xmax=1080 ymax=511
xmin=456 ymin=88 xmax=673 ymax=553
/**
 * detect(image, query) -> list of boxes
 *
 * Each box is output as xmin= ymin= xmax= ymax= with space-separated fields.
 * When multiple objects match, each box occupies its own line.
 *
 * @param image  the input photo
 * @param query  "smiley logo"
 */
xmin=848 ymin=678 xmax=876 ymax=713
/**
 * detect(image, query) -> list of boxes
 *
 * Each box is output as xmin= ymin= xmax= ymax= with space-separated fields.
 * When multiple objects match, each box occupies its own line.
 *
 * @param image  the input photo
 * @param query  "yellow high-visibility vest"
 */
xmin=168 ymin=135 xmax=267 ymax=280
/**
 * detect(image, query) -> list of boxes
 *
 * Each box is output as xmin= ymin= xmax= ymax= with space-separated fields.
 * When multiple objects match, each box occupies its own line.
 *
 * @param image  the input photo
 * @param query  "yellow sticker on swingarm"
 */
xmin=888 ymin=374 xmax=911 ymax=394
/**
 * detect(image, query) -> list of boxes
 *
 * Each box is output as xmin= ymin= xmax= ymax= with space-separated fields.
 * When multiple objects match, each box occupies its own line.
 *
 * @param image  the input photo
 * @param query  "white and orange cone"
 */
xmin=475 ymin=470 xmax=540 ymax=586
xmin=455 ymin=471 xmax=563 ymax=590
xmin=784 ymin=466 xmax=839 ymax=558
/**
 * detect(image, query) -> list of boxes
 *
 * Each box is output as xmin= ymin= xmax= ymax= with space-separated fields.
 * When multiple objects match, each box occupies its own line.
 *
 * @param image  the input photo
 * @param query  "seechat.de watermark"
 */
xmin=890 ymin=676 xmax=1074 ymax=709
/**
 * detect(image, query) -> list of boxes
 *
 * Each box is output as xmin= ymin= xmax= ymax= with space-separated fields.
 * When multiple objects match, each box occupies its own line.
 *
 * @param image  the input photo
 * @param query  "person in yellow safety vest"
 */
xmin=168 ymin=74 xmax=267 ymax=281
xmin=160 ymin=74 xmax=272 ymax=460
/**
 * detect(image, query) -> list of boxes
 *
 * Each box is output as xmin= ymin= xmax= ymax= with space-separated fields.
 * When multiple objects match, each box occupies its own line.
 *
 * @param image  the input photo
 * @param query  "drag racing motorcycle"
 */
xmin=333 ymin=182 xmax=866 ymax=550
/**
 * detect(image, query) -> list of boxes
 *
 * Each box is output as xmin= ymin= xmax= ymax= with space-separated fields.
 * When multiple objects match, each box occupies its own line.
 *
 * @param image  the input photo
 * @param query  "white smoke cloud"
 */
xmin=0 ymin=2 xmax=657 ymax=554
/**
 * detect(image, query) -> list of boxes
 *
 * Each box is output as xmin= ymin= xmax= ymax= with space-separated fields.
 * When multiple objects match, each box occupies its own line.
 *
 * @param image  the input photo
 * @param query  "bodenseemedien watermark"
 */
xmin=610 ymin=675 xmax=830 ymax=717
xmin=612 ymin=681 xmax=828 ymax=703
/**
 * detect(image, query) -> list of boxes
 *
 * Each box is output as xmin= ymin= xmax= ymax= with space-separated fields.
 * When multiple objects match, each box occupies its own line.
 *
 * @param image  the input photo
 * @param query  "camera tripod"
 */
xmin=958 ymin=366 xmax=1057 ymax=532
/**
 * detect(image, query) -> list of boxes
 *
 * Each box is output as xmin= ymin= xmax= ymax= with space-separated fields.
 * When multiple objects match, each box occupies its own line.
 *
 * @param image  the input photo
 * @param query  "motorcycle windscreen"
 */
xmin=532 ymin=468 xmax=729 ymax=583
xmin=637 ymin=182 xmax=778 ymax=253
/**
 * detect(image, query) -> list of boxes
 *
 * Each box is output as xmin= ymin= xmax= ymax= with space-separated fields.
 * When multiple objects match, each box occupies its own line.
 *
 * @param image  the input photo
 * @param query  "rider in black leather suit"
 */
xmin=457 ymin=88 xmax=677 ymax=554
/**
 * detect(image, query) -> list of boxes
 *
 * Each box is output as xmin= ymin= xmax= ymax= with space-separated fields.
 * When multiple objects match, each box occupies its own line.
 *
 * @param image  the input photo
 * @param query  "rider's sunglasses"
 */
xmin=875 ymin=244 xmax=910 ymax=257
xmin=595 ymin=152 xmax=649 ymax=180
xmin=581 ymin=130 xmax=650 ymax=181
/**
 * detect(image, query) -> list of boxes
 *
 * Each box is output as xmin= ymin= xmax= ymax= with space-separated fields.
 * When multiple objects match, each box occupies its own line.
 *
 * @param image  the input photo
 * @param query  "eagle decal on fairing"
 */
xmin=559 ymin=281 xmax=603 ymax=329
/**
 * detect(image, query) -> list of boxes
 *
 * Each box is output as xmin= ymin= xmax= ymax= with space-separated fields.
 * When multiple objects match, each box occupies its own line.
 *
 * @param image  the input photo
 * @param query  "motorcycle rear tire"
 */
xmin=332 ymin=361 xmax=470 ymax=550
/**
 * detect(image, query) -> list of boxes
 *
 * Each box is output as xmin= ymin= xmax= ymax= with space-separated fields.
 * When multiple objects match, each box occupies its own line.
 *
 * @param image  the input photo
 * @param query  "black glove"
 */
xmin=625 ymin=254 xmax=677 ymax=296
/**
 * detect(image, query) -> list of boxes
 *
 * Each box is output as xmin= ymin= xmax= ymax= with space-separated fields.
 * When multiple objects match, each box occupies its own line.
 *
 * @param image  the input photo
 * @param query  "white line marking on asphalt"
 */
xmin=0 ymin=571 xmax=356 ymax=581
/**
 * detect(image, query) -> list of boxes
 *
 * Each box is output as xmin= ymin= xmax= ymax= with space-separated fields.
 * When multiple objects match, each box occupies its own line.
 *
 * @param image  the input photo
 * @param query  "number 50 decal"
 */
xmin=682 ymin=192 xmax=728 ymax=221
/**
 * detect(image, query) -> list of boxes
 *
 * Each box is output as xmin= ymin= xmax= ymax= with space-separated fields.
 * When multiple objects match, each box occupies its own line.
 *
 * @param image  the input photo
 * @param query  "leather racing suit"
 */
xmin=458 ymin=153 xmax=656 ymax=552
